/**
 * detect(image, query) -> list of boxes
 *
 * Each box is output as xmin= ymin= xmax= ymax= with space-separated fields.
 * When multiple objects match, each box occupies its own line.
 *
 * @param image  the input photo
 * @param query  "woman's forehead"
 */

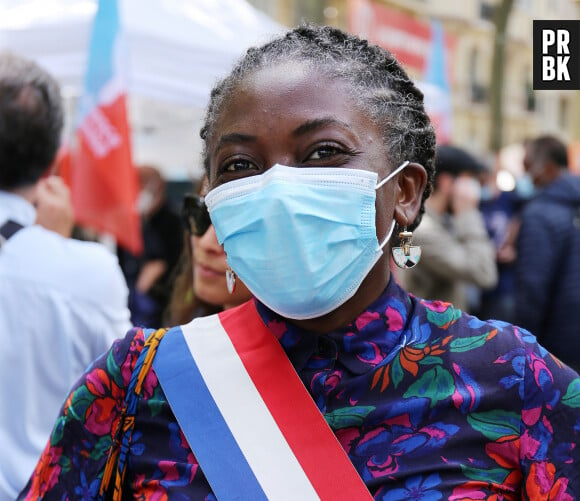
xmin=245 ymin=60 xmax=315 ymax=90
xmin=209 ymin=64 xmax=372 ymax=142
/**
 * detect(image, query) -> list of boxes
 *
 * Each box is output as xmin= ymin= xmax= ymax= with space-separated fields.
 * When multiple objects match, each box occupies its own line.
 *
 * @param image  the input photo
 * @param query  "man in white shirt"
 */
xmin=0 ymin=52 xmax=132 ymax=500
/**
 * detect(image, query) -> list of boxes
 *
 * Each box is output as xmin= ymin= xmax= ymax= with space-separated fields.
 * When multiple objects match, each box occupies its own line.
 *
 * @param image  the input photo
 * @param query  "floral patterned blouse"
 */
xmin=20 ymin=278 xmax=580 ymax=500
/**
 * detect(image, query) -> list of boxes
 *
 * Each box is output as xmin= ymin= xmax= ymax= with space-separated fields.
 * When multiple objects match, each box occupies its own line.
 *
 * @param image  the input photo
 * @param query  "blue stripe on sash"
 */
xmin=153 ymin=327 xmax=268 ymax=500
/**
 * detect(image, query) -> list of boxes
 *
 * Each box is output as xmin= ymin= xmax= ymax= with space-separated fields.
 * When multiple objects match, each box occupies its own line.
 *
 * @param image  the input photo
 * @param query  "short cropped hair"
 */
xmin=0 ymin=52 xmax=64 ymax=189
xmin=434 ymin=145 xmax=487 ymax=179
xmin=527 ymin=135 xmax=569 ymax=169
xmin=200 ymin=24 xmax=436 ymax=231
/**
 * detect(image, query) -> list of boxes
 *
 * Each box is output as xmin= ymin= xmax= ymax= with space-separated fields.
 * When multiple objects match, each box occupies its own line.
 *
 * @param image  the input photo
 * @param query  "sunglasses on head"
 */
xmin=181 ymin=194 xmax=212 ymax=236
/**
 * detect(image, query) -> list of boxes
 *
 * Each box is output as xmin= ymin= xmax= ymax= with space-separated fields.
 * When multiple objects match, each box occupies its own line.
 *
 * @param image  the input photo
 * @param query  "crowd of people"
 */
xmin=1 ymin=22 xmax=578 ymax=501
xmin=400 ymin=137 xmax=580 ymax=374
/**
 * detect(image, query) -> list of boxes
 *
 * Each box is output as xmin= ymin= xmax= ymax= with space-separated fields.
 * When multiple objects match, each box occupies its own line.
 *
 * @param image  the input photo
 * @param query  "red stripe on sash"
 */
xmin=219 ymin=301 xmax=373 ymax=500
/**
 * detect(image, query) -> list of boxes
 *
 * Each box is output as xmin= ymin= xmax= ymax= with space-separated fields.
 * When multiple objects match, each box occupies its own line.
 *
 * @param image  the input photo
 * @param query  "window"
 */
xmin=480 ymin=1 xmax=496 ymax=21
xmin=523 ymin=68 xmax=535 ymax=112
xmin=559 ymin=97 xmax=569 ymax=128
xmin=292 ymin=0 xmax=325 ymax=25
xmin=470 ymin=47 xmax=487 ymax=103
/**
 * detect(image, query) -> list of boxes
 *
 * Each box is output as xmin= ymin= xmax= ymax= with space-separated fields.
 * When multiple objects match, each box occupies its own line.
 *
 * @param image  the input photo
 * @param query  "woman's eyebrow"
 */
xmin=215 ymin=133 xmax=256 ymax=150
xmin=292 ymin=118 xmax=352 ymax=137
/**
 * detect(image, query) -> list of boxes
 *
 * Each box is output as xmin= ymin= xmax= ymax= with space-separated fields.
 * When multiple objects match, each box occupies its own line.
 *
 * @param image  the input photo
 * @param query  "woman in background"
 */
xmin=166 ymin=191 xmax=252 ymax=325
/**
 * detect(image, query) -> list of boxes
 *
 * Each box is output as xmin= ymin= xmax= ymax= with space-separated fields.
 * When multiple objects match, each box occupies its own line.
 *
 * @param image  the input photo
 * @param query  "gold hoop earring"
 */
xmin=391 ymin=227 xmax=421 ymax=269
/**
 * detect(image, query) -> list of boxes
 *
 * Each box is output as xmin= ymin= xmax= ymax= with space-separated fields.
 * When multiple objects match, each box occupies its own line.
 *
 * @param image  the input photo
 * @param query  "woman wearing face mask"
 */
xmin=165 ymin=192 xmax=253 ymax=325
xmin=20 ymin=24 xmax=579 ymax=500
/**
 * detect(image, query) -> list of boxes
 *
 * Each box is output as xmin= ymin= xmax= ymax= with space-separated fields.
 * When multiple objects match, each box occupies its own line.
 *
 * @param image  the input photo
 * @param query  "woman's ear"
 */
xmin=393 ymin=162 xmax=427 ymax=225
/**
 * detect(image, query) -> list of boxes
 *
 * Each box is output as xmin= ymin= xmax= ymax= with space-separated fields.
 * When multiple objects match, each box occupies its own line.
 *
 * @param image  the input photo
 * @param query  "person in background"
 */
xmin=398 ymin=144 xmax=498 ymax=312
xmin=0 ymin=51 xmax=132 ymax=500
xmin=118 ymin=165 xmax=183 ymax=327
xmin=20 ymin=25 xmax=579 ymax=499
xmin=476 ymin=159 xmax=528 ymax=323
xmin=515 ymin=134 xmax=580 ymax=372
xmin=165 ymin=191 xmax=253 ymax=325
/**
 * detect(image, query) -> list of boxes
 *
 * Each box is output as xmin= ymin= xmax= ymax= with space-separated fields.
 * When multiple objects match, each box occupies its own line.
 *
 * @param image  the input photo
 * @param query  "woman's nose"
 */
xmin=196 ymin=225 xmax=224 ymax=254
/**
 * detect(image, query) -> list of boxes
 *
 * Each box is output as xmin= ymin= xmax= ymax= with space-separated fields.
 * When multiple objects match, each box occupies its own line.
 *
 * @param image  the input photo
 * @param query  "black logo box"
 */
xmin=533 ymin=20 xmax=580 ymax=90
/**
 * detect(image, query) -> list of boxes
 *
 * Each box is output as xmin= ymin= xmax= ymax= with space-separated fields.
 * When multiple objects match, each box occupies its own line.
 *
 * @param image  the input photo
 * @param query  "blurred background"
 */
xmin=255 ymin=0 xmax=580 ymax=184
xmin=1 ymin=0 xmax=579 ymax=198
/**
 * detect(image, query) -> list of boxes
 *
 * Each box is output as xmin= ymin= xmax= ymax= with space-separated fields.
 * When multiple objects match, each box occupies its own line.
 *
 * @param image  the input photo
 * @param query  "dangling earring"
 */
xmin=391 ymin=227 xmax=421 ymax=269
xmin=226 ymin=266 xmax=237 ymax=294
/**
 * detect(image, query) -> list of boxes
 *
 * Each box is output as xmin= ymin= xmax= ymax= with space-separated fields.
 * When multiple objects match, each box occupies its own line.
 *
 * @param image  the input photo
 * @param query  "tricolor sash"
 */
xmin=153 ymin=300 xmax=372 ymax=500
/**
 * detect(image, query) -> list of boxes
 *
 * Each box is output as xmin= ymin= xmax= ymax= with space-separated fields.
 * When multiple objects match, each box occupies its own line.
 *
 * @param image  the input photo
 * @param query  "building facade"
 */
xmin=248 ymin=0 xmax=580 ymax=162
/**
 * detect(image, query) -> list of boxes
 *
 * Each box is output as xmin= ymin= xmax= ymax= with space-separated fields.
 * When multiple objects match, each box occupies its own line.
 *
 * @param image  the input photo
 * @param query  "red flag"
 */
xmin=71 ymin=0 xmax=142 ymax=254
xmin=53 ymin=144 xmax=72 ymax=186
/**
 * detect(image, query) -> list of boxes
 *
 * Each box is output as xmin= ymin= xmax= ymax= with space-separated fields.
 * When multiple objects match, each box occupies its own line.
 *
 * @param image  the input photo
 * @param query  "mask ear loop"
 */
xmin=378 ymin=219 xmax=396 ymax=250
xmin=375 ymin=160 xmax=410 ymax=190
xmin=375 ymin=160 xmax=410 ymax=251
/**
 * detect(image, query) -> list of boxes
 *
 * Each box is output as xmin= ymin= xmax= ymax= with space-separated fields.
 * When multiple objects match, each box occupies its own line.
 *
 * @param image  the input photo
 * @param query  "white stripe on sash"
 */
xmin=182 ymin=315 xmax=320 ymax=500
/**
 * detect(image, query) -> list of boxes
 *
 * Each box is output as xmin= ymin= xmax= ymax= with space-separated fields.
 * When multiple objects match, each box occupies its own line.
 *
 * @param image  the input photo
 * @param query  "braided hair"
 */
xmin=200 ymin=24 xmax=435 ymax=230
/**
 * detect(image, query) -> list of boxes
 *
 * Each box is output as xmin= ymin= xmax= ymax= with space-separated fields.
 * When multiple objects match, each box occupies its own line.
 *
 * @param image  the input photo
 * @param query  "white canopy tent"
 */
xmin=0 ymin=0 xmax=285 ymax=178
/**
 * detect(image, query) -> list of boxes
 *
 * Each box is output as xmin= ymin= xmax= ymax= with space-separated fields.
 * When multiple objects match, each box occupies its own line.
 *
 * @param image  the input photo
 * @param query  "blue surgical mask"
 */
xmin=205 ymin=162 xmax=409 ymax=319
xmin=479 ymin=185 xmax=494 ymax=202
xmin=516 ymin=173 xmax=536 ymax=199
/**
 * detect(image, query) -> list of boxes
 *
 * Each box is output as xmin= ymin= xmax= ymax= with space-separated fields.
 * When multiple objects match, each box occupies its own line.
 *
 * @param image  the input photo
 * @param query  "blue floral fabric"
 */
xmin=21 ymin=278 xmax=580 ymax=500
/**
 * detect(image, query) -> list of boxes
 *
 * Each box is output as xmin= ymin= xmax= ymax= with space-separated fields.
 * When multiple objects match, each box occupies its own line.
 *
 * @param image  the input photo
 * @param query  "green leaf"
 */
xmin=50 ymin=415 xmax=67 ymax=444
xmin=419 ymin=355 xmax=443 ymax=366
xmin=392 ymin=355 xmax=404 ymax=389
xmin=562 ymin=378 xmax=580 ymax=408
xmin=67 ymin=385 xmax=95 ymax=421
xmin=148 ymin=397 xmax=165 ymax=417
xmin=466 ymin=410 xmax=520 ymax=440
xmin=146 ymin=385 xmax=166 ymax=416
xmin=106 ymin=349 xmax=125 ymax=388
xmin=403 ymin=366 xmax=454 ymax=407
xmin=325 ymin=406 xmax=375 ymax=430
xmin=450 ymin=332 xmax=490 ymax=353
xmin=89 ymin=436 xmax=113 ymax=461
xmin=461 ymin=464 xmax=509 ymax=484
xmin=426 ymin=305 xmax=461 ymax=328
xmin=58 ymin=455 xmax=71 ymax=472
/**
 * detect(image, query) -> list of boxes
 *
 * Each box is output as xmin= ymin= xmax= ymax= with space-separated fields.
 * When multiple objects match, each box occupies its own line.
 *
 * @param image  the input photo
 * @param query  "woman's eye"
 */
xmin=222 ymin=158 xmax=255 ymax=172
xmin=307 ymin=145 xmax=344 ymax=161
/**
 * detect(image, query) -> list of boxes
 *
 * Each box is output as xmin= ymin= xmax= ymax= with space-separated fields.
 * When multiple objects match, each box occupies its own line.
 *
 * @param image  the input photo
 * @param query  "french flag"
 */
xmin=72 ymin=0 xmax=142 ymax=254
xmin=154 ymin=301 xmax=373 ymax=500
